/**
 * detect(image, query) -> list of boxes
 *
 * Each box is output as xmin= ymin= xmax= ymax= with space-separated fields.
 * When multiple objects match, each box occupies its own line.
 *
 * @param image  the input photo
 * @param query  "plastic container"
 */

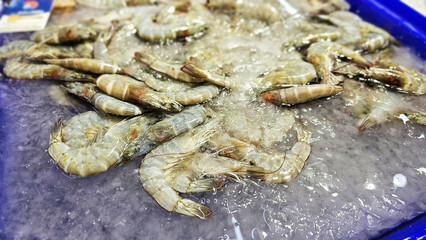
xmin=347 ymin=0 xmax=426 ymax=59
xmin=347 ymin=1 xmax=426 ymax=238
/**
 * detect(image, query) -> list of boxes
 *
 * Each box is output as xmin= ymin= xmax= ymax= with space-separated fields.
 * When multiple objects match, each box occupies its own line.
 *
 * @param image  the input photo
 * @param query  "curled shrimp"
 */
xmin=62 ymin=82 xmax=146 ymax=116
xmin=44 ymin=58 xmax=122 ymax=74
xmin=96 ymin=74 xmax=183 ymax=112
xmin=124 ymin=105 xmax=209 ymax=159
xmin=48 ymin=111 xmax=158 ymax=176
xmin=306 ymin=41 xmax=370 ymax=85
xmin=207 ymin=0 xmax=281 ymax=23
xmin=262 ymin=84 xmax=343 ymax=105
xmin=208 ymin=122 xmax=312 ymax=184
xmin=3 ymin=57 xmax=95 ymax=82
xmin=140 ymin=118 xmax=267 ymax=218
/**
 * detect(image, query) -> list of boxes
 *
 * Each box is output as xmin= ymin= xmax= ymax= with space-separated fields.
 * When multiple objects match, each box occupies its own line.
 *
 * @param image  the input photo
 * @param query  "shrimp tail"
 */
xmin=134 ymin=51 xmax=155 ymax=65
xmin=181 ymin=57 xmax=208 ymax=79
xmin=50 ymin=118 xmax=64 ymax=143
xmin=177 ymin=199 xmax=212 ymax=219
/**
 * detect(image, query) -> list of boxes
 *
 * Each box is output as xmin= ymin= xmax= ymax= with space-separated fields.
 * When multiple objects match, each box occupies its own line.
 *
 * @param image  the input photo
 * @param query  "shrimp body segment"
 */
xmin=135 ymin=52 xmax=204 ymax=83
xmin=31 ymin=24 xmax=98 ymax=44
xmin=207 ymin=0 xmax=281 ymax=23
xmin=258 ymin=60 xmax=317 ymax=91
xmin=136 ymin=15 xmax=207 ymax=42
xmin=307 ymin=41 xmax=370 ymax=85
xmin=0 ymin=40 xmax=34 ymax=61
xmin=96 ymin=74 xmax=183 ymax=112
xmin=45 ymin=58 xmax=122 ymax=74
xmin=48 ymin=111 xmax=156 ymax=176
xmin=124 ymin=105 xmax=208 ymax=159
xmin=4 ymin=57 xmax=95 ymax=82
xmin=262 ymin=84 xmax=343 ymax=105
xmin=63 ymin=82 xmax=145 ymax=116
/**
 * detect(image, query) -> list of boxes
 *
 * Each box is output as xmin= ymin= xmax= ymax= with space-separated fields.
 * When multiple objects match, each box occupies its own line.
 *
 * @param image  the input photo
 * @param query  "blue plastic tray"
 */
xmin=347 ymin=0 xmax=426 ymax=59
xmin=347 ymin=1 xmax=426 ymax=238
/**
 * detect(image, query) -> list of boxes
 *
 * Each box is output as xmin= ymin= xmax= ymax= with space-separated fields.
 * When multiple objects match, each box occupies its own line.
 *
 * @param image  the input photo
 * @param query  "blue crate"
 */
xmin=347 ymin=0 xmax=426 ymax=59
xmin=346 ymin=1 xmax=426 ymax=238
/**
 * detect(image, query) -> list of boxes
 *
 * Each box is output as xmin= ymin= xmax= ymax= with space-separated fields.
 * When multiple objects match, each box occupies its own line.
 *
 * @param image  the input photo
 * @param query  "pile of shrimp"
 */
xmin=0 ymin=0 xmax=425 ymax=219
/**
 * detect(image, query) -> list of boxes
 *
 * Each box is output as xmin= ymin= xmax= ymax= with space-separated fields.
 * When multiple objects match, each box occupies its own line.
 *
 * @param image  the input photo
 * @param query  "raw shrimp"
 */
xmin=3 ymin=57 xmax=95 ymax=82
xmin=318 ymin=11 xmax=397 ymax=52
xmin=77 ymin=0 xmax=157 ymax=9
xmin=405 ymin=112 xmax=426 ymax=126
xmin=143 ymin=73 xmax=196 ymax=93
xmin=306 ymin=41 xmax=370 ymax=85
xmin=262 ymin=84 xmax=343 ymax=105
xmin=164 ymin=152 xmax=266 ymax=194
xmin=0 ymin=40 xmax=34 ymax=61
xmin=31 ymin=24 xmax=98 ymax=44
xmin=165 ymin=84 xmax=220 ymax=105
xmin=335 ymin=62 xmax=426 ymax=95
xmin=257 ymin=60 xmax=317 ymax=92
xmin=25 ymin=43 xmax=80 ymax=60
xmin=136 ymin=14 xmax=207 ymax=42
xmin=107 ymin=23 xmax=145 ymax=67
xmin=206 ymin=0 xmax=281 ymax=23
xmin=134 ymin=52 xmax=205 ymax=83
xmin=342 ymin=80 xmax=410 ymax=130
xmin=282 ymin=22 xmax=341 ymax=49
xmin=44 ymin=58 xmax=122 ymax=74
xmin=96 ymin=74 xmax=183 ymax=112
xmin=62 ymin=82 xmax=145 ymax=116
xmin=140 ymin=118 xmax=267 ymax=218
xmin=48 ymin=111 xmax=158 ymax=176
xmin=124 ymin=105 xmax=209 ymax=159
xmin=207 ymin=122 xmax=312 ymax=184
xmin=181 ymin=57 xmax=233 ymax=88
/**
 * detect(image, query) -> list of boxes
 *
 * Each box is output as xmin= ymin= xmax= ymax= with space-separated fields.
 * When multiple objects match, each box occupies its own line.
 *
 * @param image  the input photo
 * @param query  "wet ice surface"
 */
xmin=1 ymin=73 xmax=426 ymax=240
xmin=1 ymin=5 xmax=426 ymax=240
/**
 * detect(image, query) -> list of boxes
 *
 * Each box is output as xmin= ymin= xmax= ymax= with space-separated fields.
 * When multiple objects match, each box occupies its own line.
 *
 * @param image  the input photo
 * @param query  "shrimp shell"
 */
xmin=207 ymin=0 xmax=281 ymax=23
xmin=63 ymin=82 xmax=145 ymax=116
xmin=48 ymin=112 xmax=157 ymax=176
xmin=307 ymin=41 xmax=370 ymax=85
xmin=262 ymin=84 xmax=343 ymax=105
xmin=165 ymin=84 xmax=220 ymax=105
xmin=135 ymin=52 xmax=204 ymax=83
xmin=0 ymin=40 xmax=34 ymax=61
xmin=136 ymin=15 xmax=207 ymax=42
xmin=25 ymin=44 xmax=80 ymax=61
xmin=31 ymin=24 xmax=98 ymax=44
xmin=3 ymin=57 xmax=95 ymax=82
xmin=139 ymin=118 xmax=221 ymax=218
xmin=208 ymin=123 xmax=312 ymax=184
xmin=258 ymin=60 xmax=317 ymax=92
xmin=124 ymin=105 xmax=209 ymax=159
xmin=181 ymin=57 xmax=233 ymax=88
xmin=96 ymin=74 xmax=183 ymax=112
xmin=77 ymin=0 xmax=157 ymax=9
xmin=44 ymin=58 xmax=122 ymax=74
